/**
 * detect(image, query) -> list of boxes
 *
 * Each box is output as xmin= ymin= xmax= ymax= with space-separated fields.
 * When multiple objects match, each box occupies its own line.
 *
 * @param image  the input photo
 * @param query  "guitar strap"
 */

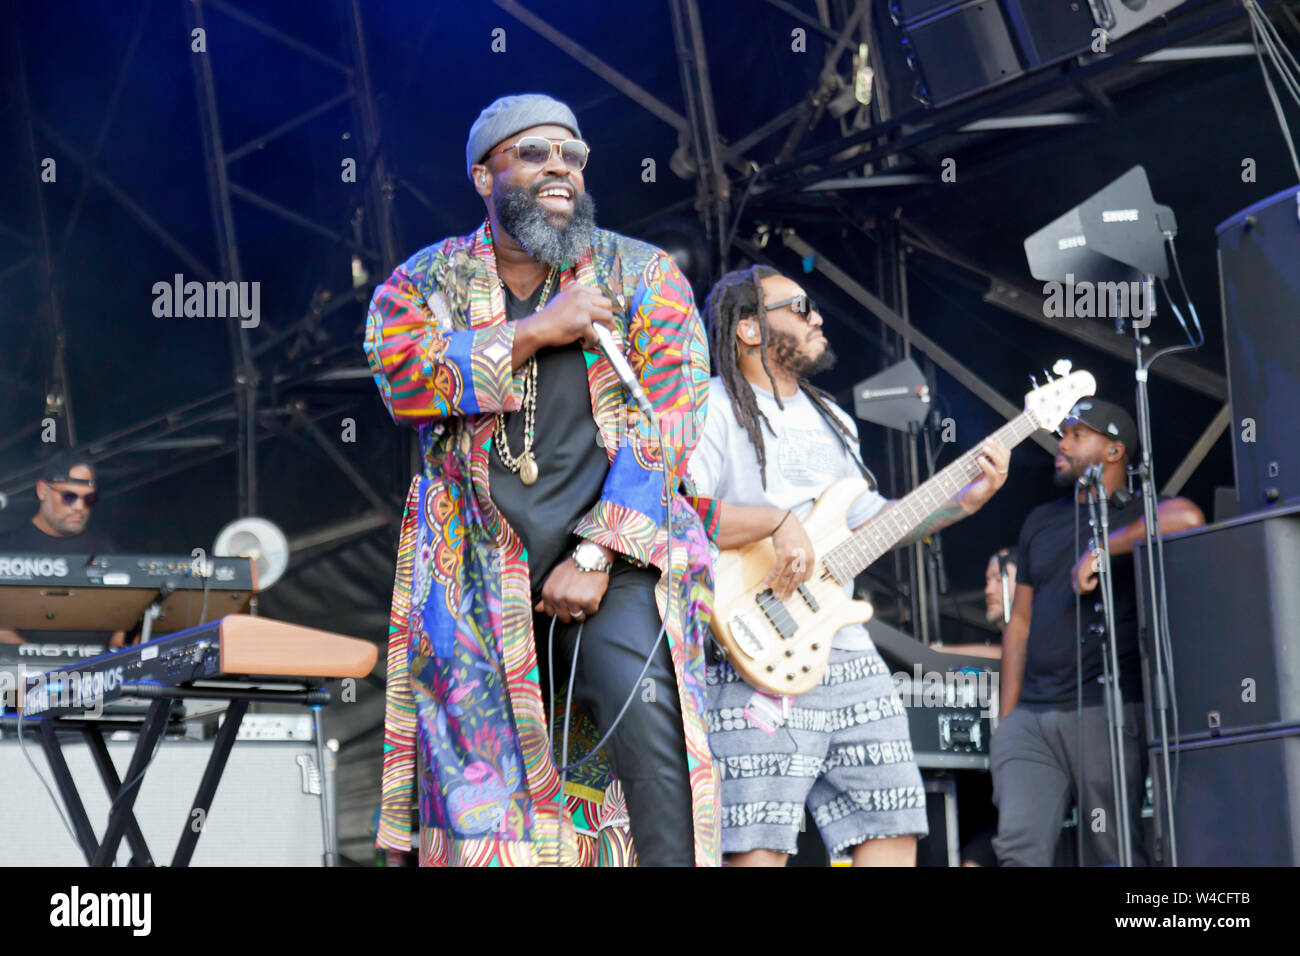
xmin=803 ymin=387 xmax=880 ymax=492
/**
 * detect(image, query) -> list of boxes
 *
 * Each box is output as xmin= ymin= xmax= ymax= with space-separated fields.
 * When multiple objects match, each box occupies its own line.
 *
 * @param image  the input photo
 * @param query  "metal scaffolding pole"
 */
xmin=186 ymin=0 xmax=257 ymax=517
xmin=756 ymin=0 xmax=1265 ymax=196
xmin=902 ymin=220 xmax=1228 ymax=401
xmin=782 ymin=230 xmax=1059 ymax=455
xmin=668 ymin=0 xmax=730 ymax=271
xmin=347 ymin=0 xmax=400 ymax=276
xmin=14 ymin=36 xmax=76 ymax=449
xmin=171 ymin=0 xmax=402 ymax=519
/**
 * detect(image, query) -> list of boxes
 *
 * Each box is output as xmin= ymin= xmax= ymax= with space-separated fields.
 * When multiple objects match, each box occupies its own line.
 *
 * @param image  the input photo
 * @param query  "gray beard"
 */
xmin=496 ymin=182 xmax=597 ymax=269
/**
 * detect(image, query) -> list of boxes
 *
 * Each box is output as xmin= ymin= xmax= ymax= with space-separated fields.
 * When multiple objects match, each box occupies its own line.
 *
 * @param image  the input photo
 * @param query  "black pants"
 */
xmin=539 ymin=562 xmax=695 ymax=866
xmin=991 ymin=702 xmax=1148 ymax=866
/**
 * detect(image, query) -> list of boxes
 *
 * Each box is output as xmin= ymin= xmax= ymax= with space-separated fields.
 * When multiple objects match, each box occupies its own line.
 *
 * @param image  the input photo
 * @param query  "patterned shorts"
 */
xmin=707 ymin=644 xmax=929 ymax=857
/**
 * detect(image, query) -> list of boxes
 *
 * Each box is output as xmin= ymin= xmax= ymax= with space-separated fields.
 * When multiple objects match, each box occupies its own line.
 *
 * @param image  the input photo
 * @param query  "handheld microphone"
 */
xmin=592 ymin=323 xmax=658 ymax=428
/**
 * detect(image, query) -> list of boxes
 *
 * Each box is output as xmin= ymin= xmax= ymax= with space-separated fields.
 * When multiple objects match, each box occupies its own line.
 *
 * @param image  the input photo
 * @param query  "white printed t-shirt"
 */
xmin=688 ymin=377 xmax=889 ymax=650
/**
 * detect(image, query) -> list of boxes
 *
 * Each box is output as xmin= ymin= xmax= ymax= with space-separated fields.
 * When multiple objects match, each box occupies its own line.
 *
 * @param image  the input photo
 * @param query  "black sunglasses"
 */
xmin=55 ymin=489 xmax=97 ymax=508
xmin=765 ymin=294 xmax=819 ymax=320
xmin=490 ymin=136 xmax=590 ymax=171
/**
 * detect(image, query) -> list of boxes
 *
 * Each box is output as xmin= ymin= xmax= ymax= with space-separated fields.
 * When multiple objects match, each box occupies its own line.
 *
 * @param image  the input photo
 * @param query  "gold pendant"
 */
xmin=519 ymin=453 xmax=539 ymax=486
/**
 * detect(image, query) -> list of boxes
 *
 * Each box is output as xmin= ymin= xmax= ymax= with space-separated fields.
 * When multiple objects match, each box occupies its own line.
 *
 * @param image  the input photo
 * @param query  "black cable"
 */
xmin=549 ymin=425 xmax=676 ymax=863
xmin=199 ymin=561 xmax=212 ymax=625
xmin=16 ymin=701 xmax=168 ymax=865
xmin=555 ymin=429 xmax=675 ymax=775
xmin=1142 ymin=246 xmax=1204 ymax=856
xmin=16 ymin=716 xmax=79 ymax=851
xmin=1074 ymin=487 xmax=1085 ymax=867
xmin=553 ymin=613 xmax=584 ymax=865
xmin=1247 ymin=0 xmax=1300 ymax=180
xmin=101 ymin=724 xmax=168 ymax=856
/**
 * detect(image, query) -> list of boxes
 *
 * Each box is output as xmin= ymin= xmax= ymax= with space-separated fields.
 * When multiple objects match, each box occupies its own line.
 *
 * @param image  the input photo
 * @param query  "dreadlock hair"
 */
xmin=704 ymin=265 xmax=862 ymax=488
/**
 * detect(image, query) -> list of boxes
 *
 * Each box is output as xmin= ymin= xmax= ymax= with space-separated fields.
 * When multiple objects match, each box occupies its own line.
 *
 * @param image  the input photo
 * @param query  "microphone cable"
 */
xmin=1074 ymin=481 xmax=1085 ymax=866
xmin=547 ymin=403 xmax=678 ymax=865
xmin=16 ymin=709 xmax=80 ymax=853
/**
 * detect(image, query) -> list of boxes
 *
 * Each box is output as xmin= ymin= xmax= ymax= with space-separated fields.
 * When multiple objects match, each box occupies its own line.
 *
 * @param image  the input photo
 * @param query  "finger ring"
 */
xmin=572 ymin=610 xmax=584 ymax=619
xmin=996 ymin=469 xmax=1008 ymax=475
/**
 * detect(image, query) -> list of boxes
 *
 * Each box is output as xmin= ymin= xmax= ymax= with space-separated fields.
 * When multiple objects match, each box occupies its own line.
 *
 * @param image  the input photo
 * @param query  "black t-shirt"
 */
xmin=488 ymin=281 xmax=609 ymax=598
xmin=1016 ymin=494 xmax=1144 ymax=709
xmin=0 ymin=519 xmax=120 ymax=648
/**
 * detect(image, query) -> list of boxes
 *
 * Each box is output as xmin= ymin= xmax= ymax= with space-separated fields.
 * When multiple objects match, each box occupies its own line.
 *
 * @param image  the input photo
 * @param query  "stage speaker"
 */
xmin=889 ymin=0 xmax=965 ymax=24
xmin=1157 ymin=732 xmax=1300 ymax=865
xmin=1217 ymin=186 xmax=1300 ymax=514
xmin=1091 ymin=0 xmax=1188 ymax=41
xmin=899 ymin=1 xmax=1026 ymax=106
xmin=1136 ymin=506 xmax=1300 ymax=865
xmin=0 ymin=737 xmax=331 ymax=866
xmin=1135 ymin=506 xmax=1300 ymax=736
xmin=892 ymin=0 xmax=1185 ymax=107
xmin=1004 ymin=0 xmax=1097 ymax=65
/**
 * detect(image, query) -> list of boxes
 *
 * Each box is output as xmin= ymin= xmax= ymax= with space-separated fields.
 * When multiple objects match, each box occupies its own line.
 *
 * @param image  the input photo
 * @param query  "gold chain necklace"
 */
xmin=493 ymin=267 xmax=558 ymax=486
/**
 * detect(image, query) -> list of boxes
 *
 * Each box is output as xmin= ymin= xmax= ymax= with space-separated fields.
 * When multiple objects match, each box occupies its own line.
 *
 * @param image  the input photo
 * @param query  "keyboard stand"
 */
xmin=31 ymin=683 xmax=328 ymax=867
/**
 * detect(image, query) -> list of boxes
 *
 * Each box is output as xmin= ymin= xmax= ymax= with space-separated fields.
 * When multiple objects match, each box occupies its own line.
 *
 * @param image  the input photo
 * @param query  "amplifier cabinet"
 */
xmin=1217 ymin=186 xmax=1300 ymax=514
xmin=0 ymin=737 xmax=331 ymax=866
xmin=1135 ymin=505 xmax=1300 ymax=735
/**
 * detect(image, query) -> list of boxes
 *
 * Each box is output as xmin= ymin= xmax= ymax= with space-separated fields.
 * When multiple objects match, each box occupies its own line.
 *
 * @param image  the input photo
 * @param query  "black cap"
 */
xmin=1064 ymin=399 xmax=1139 ymax=459
xmin=39 ymin=450 xmax=96 ymax=485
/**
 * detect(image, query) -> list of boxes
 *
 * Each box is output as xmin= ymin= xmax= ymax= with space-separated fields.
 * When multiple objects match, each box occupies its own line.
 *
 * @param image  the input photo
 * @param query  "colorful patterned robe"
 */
xmin=363 ymin=221 xmax=722 ymax=866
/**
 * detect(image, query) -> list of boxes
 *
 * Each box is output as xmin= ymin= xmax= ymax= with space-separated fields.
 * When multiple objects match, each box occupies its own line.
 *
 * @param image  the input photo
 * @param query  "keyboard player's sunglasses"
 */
xmin=54 ymin=489 xmax=98 ymax=508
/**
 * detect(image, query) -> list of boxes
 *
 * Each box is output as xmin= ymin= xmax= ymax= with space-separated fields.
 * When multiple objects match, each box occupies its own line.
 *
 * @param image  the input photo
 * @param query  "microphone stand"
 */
xmin=1129 ymin=269 xmax=1180 ymax=867
xmin=921 ymin=412 xmax=948 ymax=645
xmin=1081 ymin=466 xmax=1134 ymax=867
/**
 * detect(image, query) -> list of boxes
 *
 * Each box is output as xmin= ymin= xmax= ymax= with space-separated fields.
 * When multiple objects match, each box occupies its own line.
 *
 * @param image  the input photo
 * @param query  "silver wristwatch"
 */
xmin=572 ymin=541 xmax=614 ymax=574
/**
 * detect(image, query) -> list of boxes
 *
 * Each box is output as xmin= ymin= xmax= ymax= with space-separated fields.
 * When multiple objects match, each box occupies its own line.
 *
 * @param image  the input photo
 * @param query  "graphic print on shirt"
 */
xmin=774 ymin=425 xmax=849 ymax=491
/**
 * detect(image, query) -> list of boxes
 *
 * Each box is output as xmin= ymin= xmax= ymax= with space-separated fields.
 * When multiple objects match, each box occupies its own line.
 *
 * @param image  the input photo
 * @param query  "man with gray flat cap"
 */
xmin=365 ymin=93 xmax=720 ymax=866
xmin=992 ymin=398 xmax=1204 ymax=865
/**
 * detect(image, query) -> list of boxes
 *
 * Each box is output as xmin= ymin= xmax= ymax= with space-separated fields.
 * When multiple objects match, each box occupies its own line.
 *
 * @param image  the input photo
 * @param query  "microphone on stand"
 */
xmin=1078 ymin=462 xmax=1132 ymax=509
xmin=1078 ymin=462 xmax=1105 ymax=490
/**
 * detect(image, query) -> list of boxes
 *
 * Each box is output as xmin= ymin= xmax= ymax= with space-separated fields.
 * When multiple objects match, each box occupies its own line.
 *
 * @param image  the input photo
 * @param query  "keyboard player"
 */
xmin=0 ymin=451 xmax=126 ymax=649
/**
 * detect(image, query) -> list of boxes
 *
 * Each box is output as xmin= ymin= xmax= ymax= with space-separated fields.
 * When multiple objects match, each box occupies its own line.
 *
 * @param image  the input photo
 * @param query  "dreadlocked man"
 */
xmin=687 ymin=265 xmax=1011 ymax=865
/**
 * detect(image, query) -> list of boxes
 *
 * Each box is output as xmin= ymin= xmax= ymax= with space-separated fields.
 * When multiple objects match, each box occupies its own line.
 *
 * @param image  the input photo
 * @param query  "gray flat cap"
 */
xmin=466 ymin=93 xmax=581 ymax=179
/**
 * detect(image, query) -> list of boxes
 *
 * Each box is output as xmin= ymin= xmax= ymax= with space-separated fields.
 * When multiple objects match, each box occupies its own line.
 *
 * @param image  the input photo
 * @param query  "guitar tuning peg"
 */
xmin=1029 ymin=373 xmax=1039 ymax=389
xmin=1042 ymin=367 xmax=1053 ymax=383
xmin=1052 ymin=358 xmax=1073 ymax=377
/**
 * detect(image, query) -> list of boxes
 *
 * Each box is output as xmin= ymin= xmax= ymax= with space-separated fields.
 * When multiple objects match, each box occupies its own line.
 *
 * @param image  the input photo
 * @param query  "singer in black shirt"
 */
xmin=991 ymin=400 xmax=1204 ymax=866
xmin=488 ymin=276 xmax=610 ymax=598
